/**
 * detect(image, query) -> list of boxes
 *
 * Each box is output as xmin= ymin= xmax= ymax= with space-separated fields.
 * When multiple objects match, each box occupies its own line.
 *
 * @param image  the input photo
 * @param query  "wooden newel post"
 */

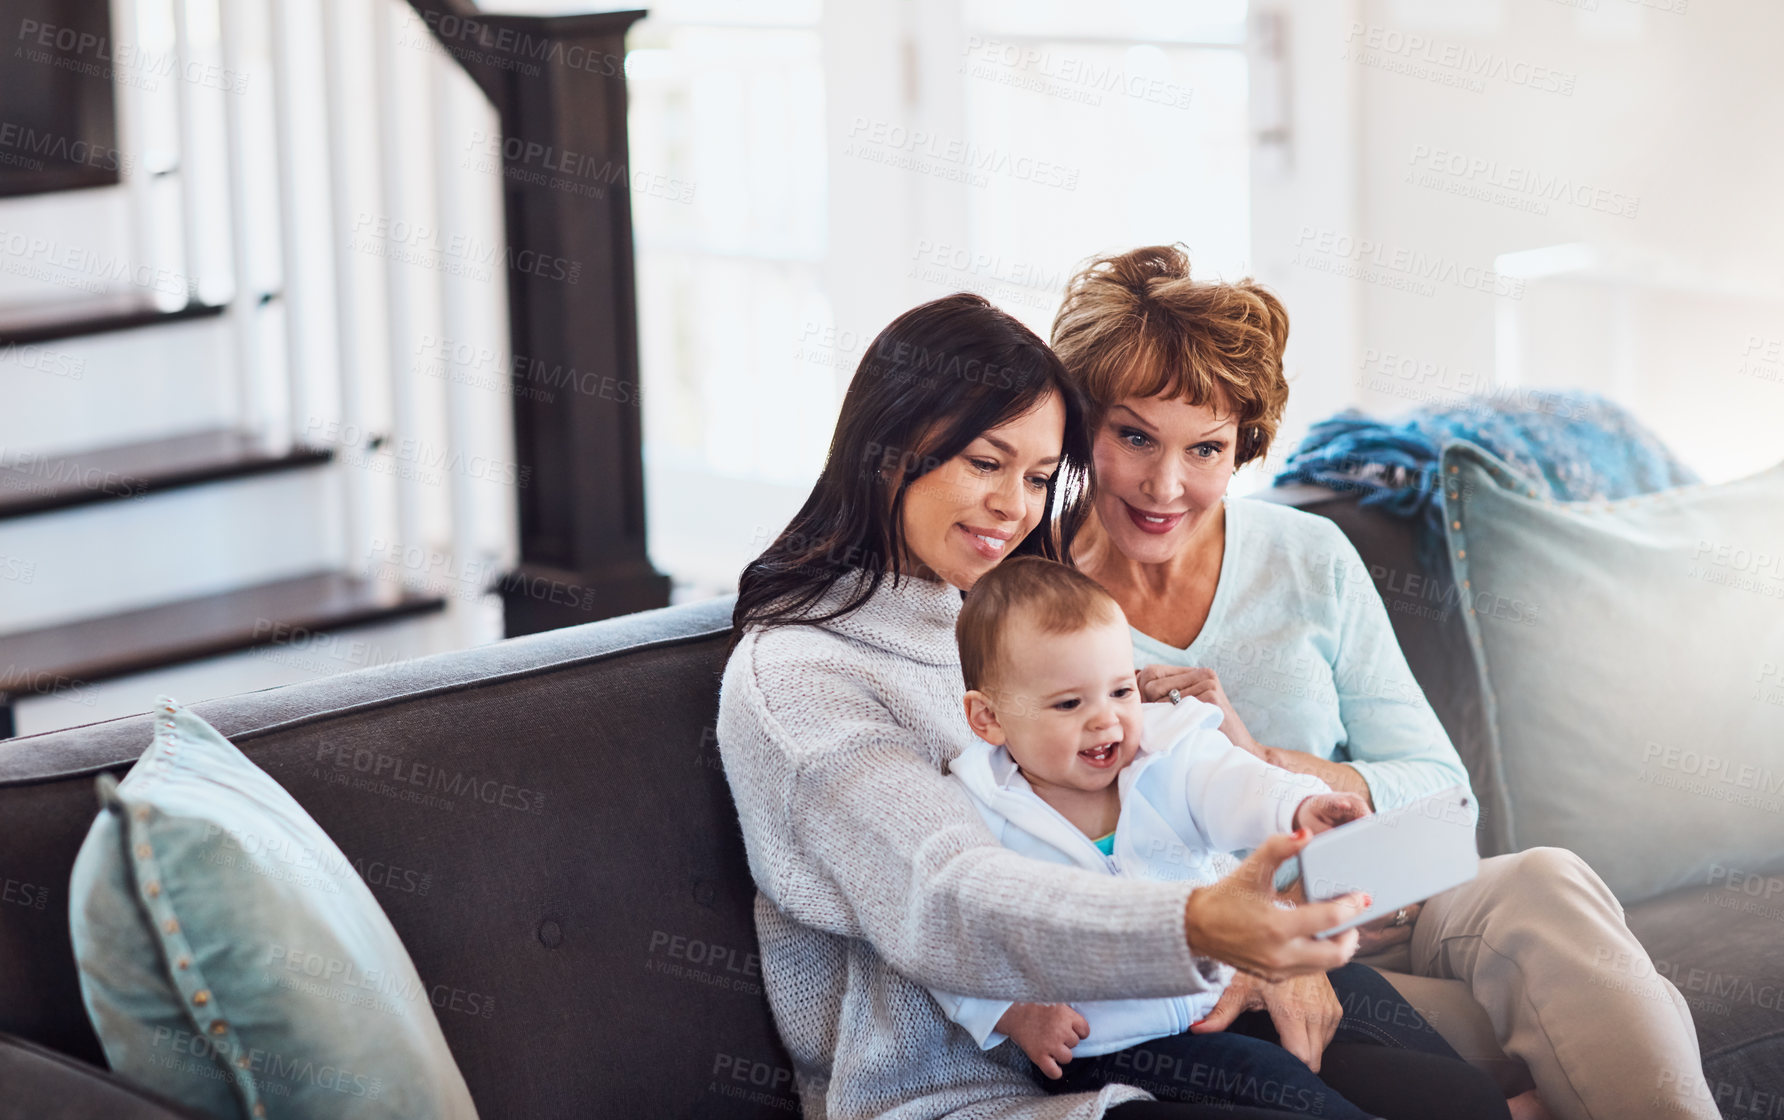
xmin=408 ymin=2 xmax=671 ymax=636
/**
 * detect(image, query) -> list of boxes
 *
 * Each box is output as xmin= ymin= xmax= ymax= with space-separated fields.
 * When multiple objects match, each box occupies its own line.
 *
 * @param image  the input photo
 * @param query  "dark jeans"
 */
xmin=1045 ymin=964 xmax=1510 ymax=1120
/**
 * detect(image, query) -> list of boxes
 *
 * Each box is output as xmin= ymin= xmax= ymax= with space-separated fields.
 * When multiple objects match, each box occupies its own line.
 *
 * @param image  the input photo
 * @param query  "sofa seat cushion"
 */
xmin=1627 ymin=879 xmax=1784 ymax=1114
xmin=0 ymin=1033 xmax=211 ymax=1120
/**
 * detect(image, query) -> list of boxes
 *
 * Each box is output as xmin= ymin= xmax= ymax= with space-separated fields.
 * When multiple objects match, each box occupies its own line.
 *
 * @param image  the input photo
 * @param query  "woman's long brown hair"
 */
xmin=728 ymin=293 xmax=1094 ymax=655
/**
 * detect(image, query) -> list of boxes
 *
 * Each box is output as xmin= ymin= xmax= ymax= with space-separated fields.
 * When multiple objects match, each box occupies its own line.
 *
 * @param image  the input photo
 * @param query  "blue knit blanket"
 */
xmin=1273 ymin=389 xmax=1698 ymax=569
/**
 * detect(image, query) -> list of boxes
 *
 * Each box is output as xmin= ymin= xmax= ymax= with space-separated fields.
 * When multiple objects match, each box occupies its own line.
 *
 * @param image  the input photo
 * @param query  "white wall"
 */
xmin=1290 ymin=0 xmax=1784 ymax=482
xmin=1245 ymin=0 xmax=1364 ymax=485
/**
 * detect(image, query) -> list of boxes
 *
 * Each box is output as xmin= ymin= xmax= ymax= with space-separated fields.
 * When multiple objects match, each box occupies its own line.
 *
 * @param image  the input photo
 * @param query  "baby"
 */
xmin=930 ymin=556 xmax=1478 ymax=1118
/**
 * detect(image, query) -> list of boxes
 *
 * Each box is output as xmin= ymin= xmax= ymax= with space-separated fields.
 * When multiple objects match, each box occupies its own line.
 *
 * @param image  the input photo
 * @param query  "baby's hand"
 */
xmin=996 ymin=1002 xmax=1089 ymax=1079
xmin=1293 ymin=792 xmax=1371 ymax=834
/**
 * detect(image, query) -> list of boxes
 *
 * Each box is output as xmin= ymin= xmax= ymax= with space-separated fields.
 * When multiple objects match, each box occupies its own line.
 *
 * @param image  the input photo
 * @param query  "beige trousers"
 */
xmin=1361 ymin=847 xmax=1719 ymax=1120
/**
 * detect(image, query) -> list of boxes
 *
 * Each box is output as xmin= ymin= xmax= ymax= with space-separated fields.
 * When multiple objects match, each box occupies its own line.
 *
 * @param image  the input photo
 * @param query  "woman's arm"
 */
xmin=801 ymin=743 xmax=1362 ymax=992
xmin=802 ymin=746 xmax=1362 ymax=998
xmin=721 ymin=636 xmax=1362 ymax=1002
xmin=1317 ymin=523 xmax=1473 ymax=813
xmin=1261 ymin=745 xmax=1375 ymax=805
xmin=789 ymin=728 xmax=1218 ymax=1002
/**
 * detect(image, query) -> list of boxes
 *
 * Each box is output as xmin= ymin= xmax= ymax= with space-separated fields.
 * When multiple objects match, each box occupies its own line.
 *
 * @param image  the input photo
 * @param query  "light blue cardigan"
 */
xmin=1128 ymin=496 xmax=1474 ymax=814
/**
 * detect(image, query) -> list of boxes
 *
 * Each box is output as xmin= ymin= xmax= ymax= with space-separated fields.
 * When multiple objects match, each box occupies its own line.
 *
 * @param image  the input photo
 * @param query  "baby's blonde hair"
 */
xmin=957 ymin=557 xmax=1120 ymax=693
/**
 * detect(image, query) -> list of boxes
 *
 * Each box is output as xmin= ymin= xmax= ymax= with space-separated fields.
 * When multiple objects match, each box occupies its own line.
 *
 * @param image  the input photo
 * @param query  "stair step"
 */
xmin=1 ymin=308 xmax=236 ymax=460
xmin=0 ymin=429 xmax=331 ymax=520
xmin=0 ymin=293 xmax=227 ymax=346
xmin=0 ymin=571 xmax=447 ymax=694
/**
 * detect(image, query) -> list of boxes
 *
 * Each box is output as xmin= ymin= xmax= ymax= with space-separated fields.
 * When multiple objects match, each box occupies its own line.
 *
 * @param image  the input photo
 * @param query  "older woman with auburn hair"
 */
xmin=1047 ymin=245 xmax=1716 ymax=1120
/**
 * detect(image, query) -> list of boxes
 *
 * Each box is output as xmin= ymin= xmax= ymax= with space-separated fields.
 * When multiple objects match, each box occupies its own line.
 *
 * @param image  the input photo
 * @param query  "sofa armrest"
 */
xmin=0 ymin=1034 xmax=211 ymax=1120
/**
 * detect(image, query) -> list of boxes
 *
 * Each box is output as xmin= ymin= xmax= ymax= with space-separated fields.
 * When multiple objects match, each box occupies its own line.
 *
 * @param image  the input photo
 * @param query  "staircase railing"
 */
xmin=146 ymin=0 xmax=671 ymax=637
xmin=402 ymin=0 xmax=671 ymax=635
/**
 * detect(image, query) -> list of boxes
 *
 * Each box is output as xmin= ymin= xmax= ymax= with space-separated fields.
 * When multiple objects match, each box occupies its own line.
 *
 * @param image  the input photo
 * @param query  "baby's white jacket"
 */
xmin=928 ymin=698 xmax=1331 ymax=1056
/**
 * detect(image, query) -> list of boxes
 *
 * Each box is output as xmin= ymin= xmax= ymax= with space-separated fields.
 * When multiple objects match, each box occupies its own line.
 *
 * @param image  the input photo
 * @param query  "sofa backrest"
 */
xmin=0 ymin=485 xmax=1499 ymax=1119
xmin=0 ymin=594 xmax=802 ymax=1119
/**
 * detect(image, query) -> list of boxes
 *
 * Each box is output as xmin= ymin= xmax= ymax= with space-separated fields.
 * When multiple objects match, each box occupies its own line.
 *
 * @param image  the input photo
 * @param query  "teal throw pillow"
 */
xmin=1442 ymin=443 xmax=1784 ymax=903
xmin=68 ymin=696 xmax=480 ymax=1119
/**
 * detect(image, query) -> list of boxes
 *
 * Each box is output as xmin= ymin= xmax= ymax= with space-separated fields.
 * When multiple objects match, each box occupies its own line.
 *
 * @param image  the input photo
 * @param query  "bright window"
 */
xmin=628 ymin=1 xmax=1253 ymax=596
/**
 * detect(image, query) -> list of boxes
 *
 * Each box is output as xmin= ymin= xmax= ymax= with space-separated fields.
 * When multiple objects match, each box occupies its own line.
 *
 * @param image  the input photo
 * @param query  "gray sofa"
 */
xmin=0 ymin=486 xmax=1777 ymax=1119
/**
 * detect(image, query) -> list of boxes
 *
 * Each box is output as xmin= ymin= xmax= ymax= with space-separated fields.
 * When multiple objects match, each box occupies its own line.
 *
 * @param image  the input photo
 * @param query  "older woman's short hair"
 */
xmin=1050 ymin=244 xmax=1290 ymax=467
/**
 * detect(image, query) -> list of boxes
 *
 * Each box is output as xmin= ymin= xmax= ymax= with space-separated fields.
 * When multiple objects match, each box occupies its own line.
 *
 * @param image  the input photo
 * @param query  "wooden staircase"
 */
xmin=0 ymin=4 xmax=462 ymax=736
xmin=0 ymin=295 xmax=449 ymax=738
xmin=1 ymin=0 xmax=672 ymax=739
xmin=0 ymin=428 xmax=327 ymax=519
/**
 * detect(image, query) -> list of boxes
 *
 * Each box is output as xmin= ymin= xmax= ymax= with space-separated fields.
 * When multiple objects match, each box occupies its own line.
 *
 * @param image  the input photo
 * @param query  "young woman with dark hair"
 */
xmin=728 ymin=291 xmax=1093 ymax=649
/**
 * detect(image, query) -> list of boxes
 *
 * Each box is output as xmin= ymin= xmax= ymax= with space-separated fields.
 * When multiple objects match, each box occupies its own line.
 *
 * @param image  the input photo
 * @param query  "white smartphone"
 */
xmin=1293 ymin=785 xmax=1480 ymax=939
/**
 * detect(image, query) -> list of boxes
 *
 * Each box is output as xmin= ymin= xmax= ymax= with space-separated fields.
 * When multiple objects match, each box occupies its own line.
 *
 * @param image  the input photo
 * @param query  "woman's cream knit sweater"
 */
xmin=717 ymin=568 xmax=1226 ymax=1119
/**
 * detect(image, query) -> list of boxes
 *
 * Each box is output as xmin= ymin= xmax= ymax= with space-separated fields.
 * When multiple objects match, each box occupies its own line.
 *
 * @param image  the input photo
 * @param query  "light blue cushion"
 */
xmin=1442 ymin=442 xmax=1784 ymax=903
xmin=68 ymin=696 xmax=479 ymax=1120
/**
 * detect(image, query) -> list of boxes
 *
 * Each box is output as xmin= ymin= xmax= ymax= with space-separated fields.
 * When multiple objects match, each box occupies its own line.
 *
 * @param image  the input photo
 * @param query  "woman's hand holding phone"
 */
xmin=1303 ymin=799 xmax=1421 ymax=952
xmin=1182 ymin=831 xmax=1371 ymax=982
